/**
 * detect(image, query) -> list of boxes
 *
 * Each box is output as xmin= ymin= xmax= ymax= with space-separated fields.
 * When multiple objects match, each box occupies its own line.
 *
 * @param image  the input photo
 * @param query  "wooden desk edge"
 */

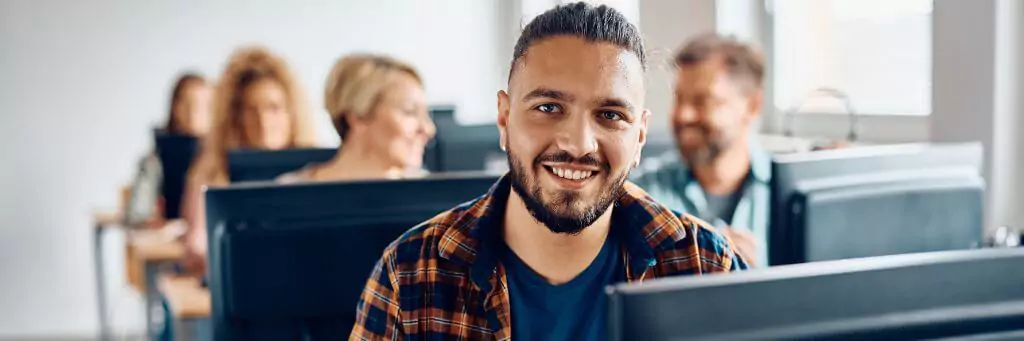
xmin=157 ymin=274 xmax=211 ymax=319
xmin=129 ymin=240 xmax=186 ymax=261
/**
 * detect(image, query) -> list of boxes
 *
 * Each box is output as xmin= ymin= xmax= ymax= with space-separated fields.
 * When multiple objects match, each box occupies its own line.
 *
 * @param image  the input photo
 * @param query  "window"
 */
xmin=770 ymin=0 xmax=932 ymax=116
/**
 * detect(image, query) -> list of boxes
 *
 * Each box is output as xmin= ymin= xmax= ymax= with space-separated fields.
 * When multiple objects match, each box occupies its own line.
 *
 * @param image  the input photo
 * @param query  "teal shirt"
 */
xmin=631 ymin=147 xmax=771 ymax=266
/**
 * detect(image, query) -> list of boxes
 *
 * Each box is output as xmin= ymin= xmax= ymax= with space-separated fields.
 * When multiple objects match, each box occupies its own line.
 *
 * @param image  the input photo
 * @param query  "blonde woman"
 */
xmin=179 ymin=46 xmax=317 ymax=269
xmin=279 ymin=54 xmax=435 ymax=182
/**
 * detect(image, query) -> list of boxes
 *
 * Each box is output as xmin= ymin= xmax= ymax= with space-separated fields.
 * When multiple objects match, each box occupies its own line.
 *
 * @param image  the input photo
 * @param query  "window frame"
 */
xmin=756 ymin=0 xmax=932 ymax=143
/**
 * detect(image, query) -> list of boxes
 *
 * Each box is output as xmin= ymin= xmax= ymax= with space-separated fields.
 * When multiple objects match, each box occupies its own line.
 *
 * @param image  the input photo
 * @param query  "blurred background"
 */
xmin=0 ymin=0 xmax=1021 ymax=339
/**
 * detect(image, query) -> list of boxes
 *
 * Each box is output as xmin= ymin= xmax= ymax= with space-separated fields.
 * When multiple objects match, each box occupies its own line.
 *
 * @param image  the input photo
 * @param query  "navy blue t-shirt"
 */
xmin=502 ymin=235 xmax=625 ymax=341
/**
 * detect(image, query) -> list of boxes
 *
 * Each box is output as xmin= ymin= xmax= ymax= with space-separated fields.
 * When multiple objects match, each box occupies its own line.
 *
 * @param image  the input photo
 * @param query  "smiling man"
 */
xmin=632 ymin=34 xmax=770 ymax=267
xmin=350 ymin=3 xmax=745 ymax=340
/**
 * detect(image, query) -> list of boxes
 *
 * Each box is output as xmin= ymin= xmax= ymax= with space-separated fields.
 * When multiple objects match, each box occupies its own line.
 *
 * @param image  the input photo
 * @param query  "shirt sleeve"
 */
xmin=730 ymin=248 xmax=750 ymax=271
xmin=708 ymin=233 xmax=749 ymax=273
xmin=689 ymin=216 xmax=749 ymax=273
xmin=350 ymin=252 xmax=404 ymax=340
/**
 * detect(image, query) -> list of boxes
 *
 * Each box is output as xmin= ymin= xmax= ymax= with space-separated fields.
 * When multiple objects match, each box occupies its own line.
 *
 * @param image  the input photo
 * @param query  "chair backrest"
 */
xmin=154 ymin=130 xmax=199 ymax=219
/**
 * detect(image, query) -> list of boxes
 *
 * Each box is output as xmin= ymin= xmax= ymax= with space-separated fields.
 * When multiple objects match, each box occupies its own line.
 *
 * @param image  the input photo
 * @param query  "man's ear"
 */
xmin=746 ymin=89 xmax=764 ymax=120
xmin=497 ymin=90 xmax=511 ymax=151
xmin=634 ymin=109 xmax=651 ymax=168
xmin=345 ymin=110 xmax=363 ymax=128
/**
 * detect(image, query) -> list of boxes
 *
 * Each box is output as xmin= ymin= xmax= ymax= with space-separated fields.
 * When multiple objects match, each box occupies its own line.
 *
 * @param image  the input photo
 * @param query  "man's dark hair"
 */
xmin=510 ymin=2 xmax=646 ymax=79
xmin=675 ymin=33 xmax=765 ymax=90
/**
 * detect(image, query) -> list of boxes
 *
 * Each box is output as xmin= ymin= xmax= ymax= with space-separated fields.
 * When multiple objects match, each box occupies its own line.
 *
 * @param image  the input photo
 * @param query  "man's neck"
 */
xmin=502 ymin=189 xmax=613 ymax=285
xmin=691 ymin=142 xmax=751 ymax=196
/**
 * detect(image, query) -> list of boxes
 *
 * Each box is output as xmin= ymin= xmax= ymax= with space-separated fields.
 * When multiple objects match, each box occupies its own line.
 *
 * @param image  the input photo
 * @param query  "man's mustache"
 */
xmin=676 ymin=123 xmax=711 ymax=136
xmin=534 ymin=150 xmax=610 ymax=172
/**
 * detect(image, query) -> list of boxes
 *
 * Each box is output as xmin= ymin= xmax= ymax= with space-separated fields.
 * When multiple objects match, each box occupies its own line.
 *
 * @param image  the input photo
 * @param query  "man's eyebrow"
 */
xmin=523 ymin=88 xmax=575 ymax=102
xmin=597 ymin=97 xmax=636 ymax=114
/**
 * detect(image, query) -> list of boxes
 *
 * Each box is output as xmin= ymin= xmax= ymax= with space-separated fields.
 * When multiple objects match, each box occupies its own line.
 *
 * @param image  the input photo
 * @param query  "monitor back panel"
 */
xmin=206 ymin=174 xmax=499 ymax=340
xmin=227 ymin=148 xmax=336 ymax=182
xmin=799 ymin=176 xmax=984 ymax=262
xmin=769 ymin=143 xmax=984 ymax=265
xmin=608 ymin=249 xmax=1024 ymax=341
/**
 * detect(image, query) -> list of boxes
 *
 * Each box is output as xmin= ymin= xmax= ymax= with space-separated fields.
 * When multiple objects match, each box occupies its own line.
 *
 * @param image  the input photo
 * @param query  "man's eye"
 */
xmin=600 ymin=110 xmax=624 ymax=121
xmin=535 ymin=103 xmax=561 ymax=113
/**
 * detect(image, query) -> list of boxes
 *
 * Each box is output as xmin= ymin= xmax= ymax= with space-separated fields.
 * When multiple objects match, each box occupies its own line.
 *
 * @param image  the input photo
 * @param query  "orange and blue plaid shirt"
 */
xmin=350 ymin=174 xmax=747 ymax=340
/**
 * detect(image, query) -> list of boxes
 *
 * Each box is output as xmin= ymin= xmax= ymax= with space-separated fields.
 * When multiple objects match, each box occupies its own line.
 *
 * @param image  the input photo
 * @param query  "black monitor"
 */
xmin=422 ymin=106 xmax=451 ymax=172
xmin=205 ymin=173 xmax=500 ymax=340
xmin=431 ymin=108 xmax=505 ymax=173
xmin=153 ymin=130 xmax=199 ymax=219
xmin=770 ymin=143 xmax=985 ymax=265
xmin=607 ymin=248 xmax=1024 ymax=341
xmin=226 ymin=148 xmax=336 ymax=182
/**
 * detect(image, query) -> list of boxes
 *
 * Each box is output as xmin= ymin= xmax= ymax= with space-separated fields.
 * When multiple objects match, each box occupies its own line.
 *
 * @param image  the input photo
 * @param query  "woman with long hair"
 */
xmin=165 ymin=73 xmax=213 ymax=136
xmin=124 ymin=73 xmax=212 ymax=226
xmin=180 ymin=46 xmax=317 ymax=268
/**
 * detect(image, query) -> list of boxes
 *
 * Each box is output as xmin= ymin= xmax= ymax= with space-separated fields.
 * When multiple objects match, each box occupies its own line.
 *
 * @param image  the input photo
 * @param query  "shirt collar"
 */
xmin=748 ymin=147 xmax=772 ymax=183
xmin=437 ymin=173 xmax=690 ymax=289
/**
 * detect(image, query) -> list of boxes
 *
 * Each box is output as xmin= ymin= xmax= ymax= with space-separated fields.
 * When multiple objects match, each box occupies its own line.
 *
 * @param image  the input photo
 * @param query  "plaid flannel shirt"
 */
xmin=350 ymin=174 xmax=746 ymax=340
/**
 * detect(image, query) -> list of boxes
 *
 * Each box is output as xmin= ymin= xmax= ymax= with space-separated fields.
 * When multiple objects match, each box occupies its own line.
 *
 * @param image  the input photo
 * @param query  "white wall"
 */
xmin=931 ymin=0 xmax=997 ymax=184
xmin=931 ymin=0 xmax=1023 ymax=232
xmin=0 ymin=0 xmax=506 ymax=337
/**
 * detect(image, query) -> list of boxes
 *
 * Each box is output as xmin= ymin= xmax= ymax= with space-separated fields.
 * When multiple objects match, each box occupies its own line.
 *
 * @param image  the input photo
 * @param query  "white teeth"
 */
xmin=550 ymin=167 xmax=594 ymax=181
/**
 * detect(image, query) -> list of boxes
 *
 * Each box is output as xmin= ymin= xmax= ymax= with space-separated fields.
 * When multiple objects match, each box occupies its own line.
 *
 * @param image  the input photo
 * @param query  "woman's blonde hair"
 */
xmin=190 ymin=46 xmax=317 ymax=185
xmin=324 ymin=54 xmax=422 ymax=140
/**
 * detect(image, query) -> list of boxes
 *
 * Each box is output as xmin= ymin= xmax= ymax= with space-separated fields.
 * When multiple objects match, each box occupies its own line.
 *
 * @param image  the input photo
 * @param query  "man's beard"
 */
xmin=676 ymin=124 xmax=733 ymax=166
xmin=507 ymin=147 xmax=627 ymax=235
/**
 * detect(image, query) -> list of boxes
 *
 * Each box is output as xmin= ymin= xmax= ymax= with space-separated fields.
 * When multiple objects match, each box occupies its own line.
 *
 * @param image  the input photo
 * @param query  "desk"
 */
xmin=126 ymin=231 xmax=185 ymax=292
xmin=158 ymin=275 xmax=211 ymax=341
xmin=128 ymin=235 xmax=185 ymax=340
xmin=92 ymin=210 xmax=123 ymax=341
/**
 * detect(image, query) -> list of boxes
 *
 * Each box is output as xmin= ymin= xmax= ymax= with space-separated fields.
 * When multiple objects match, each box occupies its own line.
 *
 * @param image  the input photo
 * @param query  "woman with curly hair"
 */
xmin=278 ymin=53 xmax=435 ymax=182
xmin=179 ymin=46 xmax=317 ymax=268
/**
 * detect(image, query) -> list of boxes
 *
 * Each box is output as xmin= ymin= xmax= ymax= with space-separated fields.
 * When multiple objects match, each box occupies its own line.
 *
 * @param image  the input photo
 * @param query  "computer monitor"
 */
xmin=153 ymin=130 xmax=199 ymax=219
xmin=770 ymin=143 xmax=985 ymax=265
xmin=226 ymin=148 xmax=336 ymax=182
xmin=422 ymin=106 xmax=452 ymax=172
xmin=431 ymin=108 xmax=506 ymax=173
xmin=607 ymin=248 xmax=1024 ymax=341
xmin=205 ymin=173 xmax=500 ymax=340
